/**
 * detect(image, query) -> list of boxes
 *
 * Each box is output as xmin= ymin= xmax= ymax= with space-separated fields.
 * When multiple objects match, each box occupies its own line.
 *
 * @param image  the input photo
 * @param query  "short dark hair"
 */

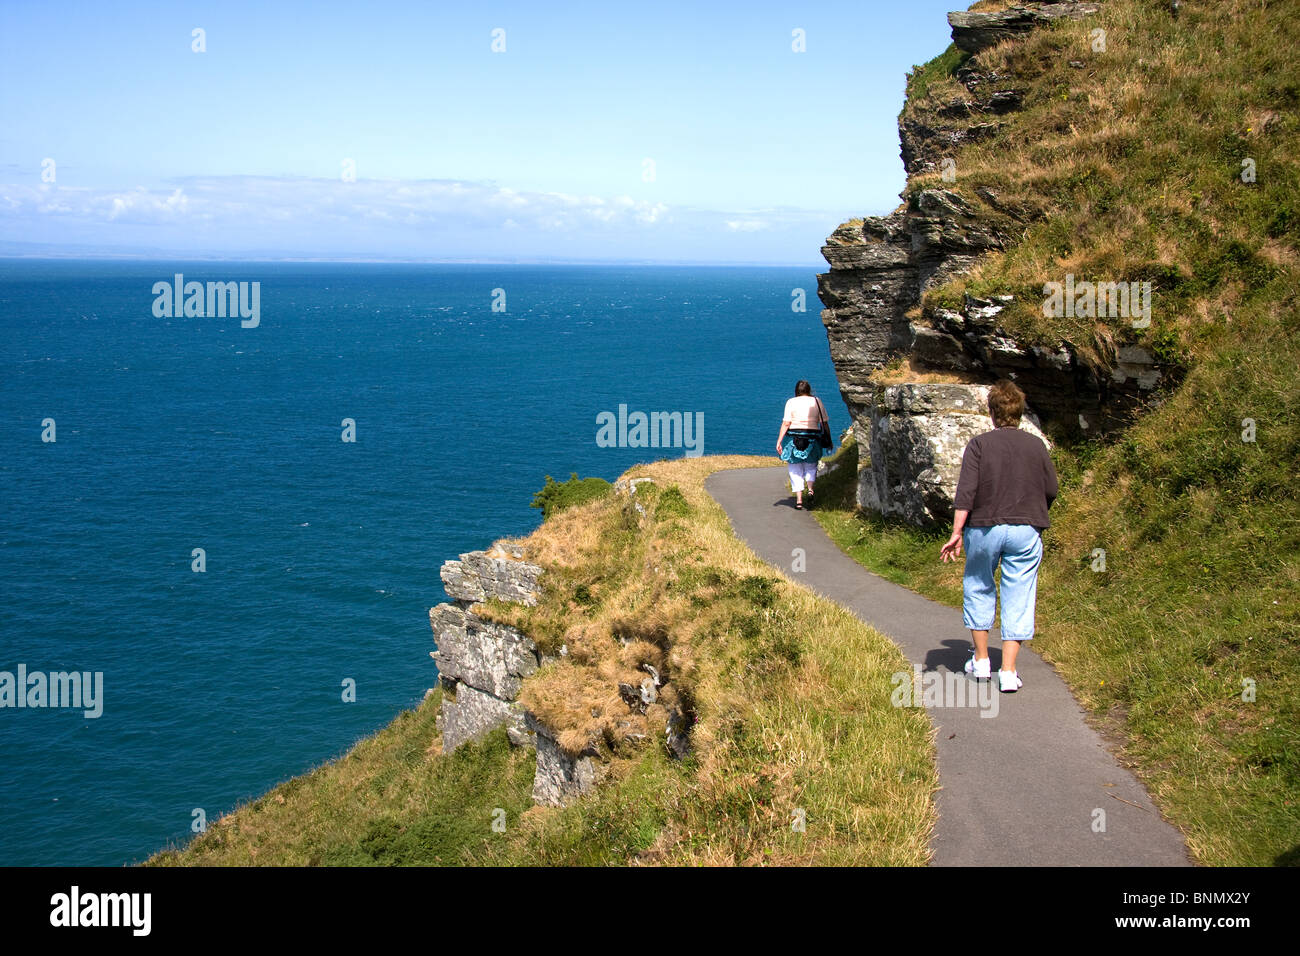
xmin=988 ymin=380 xmax=1026 ymax=427
xmin=795 ymin=380 xmax=812 ymax=396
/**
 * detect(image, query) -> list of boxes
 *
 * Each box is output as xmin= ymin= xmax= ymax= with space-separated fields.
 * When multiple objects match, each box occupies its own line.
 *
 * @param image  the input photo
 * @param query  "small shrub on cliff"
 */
xmin=531 ymin=473 xmax=613 ymax=520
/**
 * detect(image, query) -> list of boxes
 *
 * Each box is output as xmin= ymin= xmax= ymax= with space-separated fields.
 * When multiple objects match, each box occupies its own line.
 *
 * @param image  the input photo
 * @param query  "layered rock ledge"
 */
xmin=948 ymin=2 xmax=1103 ymax=55
xmin=430 ymin=549 xmax=543 ymax=752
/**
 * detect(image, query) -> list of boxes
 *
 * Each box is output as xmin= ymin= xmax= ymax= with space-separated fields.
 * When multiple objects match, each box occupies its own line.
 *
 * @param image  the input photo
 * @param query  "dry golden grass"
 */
xmin=870 ymin=356 xmax=985 ymax=386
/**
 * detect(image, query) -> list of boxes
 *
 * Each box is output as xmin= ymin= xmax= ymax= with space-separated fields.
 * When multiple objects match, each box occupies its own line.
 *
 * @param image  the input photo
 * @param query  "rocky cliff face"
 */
xmin=430 ymin=548 xmax=603 ymax=806
xmin=818 ymin=0 xmax=1175 ymax=525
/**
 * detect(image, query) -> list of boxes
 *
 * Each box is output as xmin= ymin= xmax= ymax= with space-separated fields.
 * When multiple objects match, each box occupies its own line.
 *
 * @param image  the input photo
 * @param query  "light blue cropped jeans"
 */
xmin=962 ymin=524 xmax=1043 ymax=642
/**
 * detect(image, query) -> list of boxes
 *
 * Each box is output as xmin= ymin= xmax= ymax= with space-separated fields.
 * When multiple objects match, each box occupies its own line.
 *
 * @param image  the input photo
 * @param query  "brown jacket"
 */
xmin=953 ymin=427 xmax=1058 ymax=529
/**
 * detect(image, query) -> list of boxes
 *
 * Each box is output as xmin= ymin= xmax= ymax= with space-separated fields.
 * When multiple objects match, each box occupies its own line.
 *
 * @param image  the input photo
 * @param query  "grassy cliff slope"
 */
xmin=151 ymin=457 xmax=936 ymax=866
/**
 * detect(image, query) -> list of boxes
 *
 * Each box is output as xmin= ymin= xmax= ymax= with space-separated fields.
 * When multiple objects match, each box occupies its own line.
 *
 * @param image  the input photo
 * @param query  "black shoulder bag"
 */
xmin=817 ymin=398 xmax=833 ymax=452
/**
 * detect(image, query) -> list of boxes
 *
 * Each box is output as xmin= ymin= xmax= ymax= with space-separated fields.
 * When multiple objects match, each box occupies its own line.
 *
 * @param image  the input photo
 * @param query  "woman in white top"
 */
xmin=775 ymin=380 xmax=830 ymax=510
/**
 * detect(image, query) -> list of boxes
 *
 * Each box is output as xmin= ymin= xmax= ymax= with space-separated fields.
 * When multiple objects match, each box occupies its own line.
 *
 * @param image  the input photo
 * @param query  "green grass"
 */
xmin=149 ymin=694 xmax=538 ymax=866
xmin=904 ymin=42 xmax=970 ymax=104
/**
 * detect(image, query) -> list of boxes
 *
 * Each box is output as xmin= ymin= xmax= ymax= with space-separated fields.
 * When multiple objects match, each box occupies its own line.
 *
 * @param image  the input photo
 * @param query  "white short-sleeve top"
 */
xmin=783 ymin=395 xmax=824 ymax=429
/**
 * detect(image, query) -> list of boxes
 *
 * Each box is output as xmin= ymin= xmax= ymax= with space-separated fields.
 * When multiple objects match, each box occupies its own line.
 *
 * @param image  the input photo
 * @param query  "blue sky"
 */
xmin=0 ymin=0 xmax=965 ymax=264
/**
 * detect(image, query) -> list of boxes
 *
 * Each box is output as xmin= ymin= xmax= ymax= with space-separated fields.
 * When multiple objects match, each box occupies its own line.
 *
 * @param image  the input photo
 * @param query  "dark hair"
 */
xmin=794 ymin=380 xmax=812 ymax=396
xmin=988 ymin=380 xmax=1026 ymax=427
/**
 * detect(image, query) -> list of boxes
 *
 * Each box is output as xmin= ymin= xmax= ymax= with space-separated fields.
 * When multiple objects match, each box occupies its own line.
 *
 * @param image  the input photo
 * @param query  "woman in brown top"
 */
xmin=939 ymin=380 xmax=1058 ymax=693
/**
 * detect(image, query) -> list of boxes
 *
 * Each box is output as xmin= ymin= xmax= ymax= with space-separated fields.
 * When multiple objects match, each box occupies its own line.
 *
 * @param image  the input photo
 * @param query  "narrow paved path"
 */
xmin=707 ymin=465 xmax=1191 ymax=867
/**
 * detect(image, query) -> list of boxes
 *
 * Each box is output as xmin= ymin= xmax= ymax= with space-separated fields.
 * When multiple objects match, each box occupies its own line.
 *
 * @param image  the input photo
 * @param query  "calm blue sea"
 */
xmin=0 ymin=260 xmax=842 ymax=866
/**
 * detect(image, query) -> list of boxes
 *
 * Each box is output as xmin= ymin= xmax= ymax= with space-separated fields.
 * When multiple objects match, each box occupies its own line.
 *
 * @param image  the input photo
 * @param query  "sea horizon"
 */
xmin=0 ymin=252 xmax=832 ymax=268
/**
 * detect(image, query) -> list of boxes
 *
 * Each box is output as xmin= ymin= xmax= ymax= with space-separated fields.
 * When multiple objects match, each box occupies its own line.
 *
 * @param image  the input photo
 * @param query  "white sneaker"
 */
xmin=998 ymin=669 xmax=1023 ymax=693
xmin=964 ymin=653 xmax=991 ymax=681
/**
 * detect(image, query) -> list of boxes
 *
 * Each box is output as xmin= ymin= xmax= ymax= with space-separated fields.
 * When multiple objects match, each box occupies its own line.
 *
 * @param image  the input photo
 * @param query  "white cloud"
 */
xmin=0 ymin=176 xmax=842 ymax=263
xmin=0 ymin=175 xmax=673 ymax=233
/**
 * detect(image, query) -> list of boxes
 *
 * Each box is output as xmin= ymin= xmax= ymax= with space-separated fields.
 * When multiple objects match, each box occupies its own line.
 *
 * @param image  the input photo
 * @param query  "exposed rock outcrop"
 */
xmin=430 ymin=533 xmax=687 ymax=808
xmin=818 ymin=0 xmax=1176 ymax=526
xmin=440 ymin=549 xmax=543 ymax=606
xmin=527 ymin=713 xmax=604 ymax=807
xmin=430 ymin=549 xmax=544 ymax=752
